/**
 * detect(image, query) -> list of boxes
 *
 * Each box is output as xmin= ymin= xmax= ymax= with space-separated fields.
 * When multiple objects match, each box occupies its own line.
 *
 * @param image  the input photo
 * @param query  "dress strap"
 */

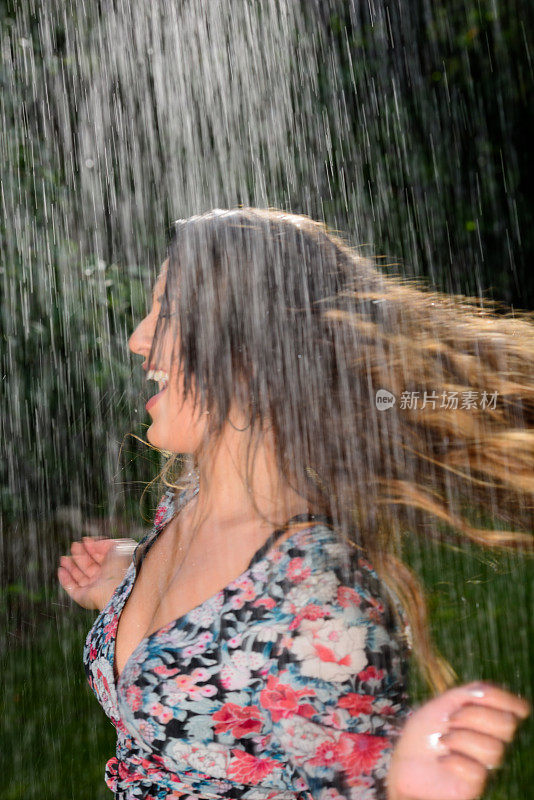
xmin=246 ymin=513 xmax=333 ymax=569
xmin=134 ymin=485 xmax=199 ymax=574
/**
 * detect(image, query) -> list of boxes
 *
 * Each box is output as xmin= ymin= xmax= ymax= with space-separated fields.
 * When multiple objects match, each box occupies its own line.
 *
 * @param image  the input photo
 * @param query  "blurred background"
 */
xmin=1 ymin=1 xmax=533 ymax=797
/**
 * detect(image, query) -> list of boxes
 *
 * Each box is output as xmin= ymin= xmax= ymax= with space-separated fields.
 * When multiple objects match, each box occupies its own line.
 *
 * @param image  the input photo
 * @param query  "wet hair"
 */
xmin=150 ymin=207 xmax=534 ymax=692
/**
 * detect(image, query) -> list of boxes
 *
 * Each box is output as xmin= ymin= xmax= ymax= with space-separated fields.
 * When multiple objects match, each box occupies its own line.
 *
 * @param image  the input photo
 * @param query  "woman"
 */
xmin=58 ymin=208 xmax=531 ymax=800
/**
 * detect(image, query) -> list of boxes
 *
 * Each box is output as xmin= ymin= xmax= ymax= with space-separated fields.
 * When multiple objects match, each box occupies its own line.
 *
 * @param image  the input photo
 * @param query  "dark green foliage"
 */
xmin=405 ymin=539 xmax=534 ymax=798
xmin=311 ymin=0 xmax=534 ymax=304
xmin=1 ymin=611 xmax=116 ymax=800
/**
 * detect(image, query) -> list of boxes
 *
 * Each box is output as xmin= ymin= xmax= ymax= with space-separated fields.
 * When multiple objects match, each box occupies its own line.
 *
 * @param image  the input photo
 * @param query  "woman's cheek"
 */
xmin=148 ymin=392 xmax=205 ymax=452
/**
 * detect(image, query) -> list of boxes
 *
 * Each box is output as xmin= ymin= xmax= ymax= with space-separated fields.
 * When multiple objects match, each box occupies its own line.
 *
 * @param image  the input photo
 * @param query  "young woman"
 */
xmin=58 ymin=208 xmax=531 ymax=800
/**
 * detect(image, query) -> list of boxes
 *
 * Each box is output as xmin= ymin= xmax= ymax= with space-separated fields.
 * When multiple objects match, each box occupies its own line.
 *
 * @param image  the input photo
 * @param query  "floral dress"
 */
xmin=84 ymin=488 xmax=412 ymax=800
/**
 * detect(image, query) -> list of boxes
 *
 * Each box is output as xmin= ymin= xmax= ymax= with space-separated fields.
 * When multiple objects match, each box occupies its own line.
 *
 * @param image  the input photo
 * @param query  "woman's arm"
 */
xmin=386 ymin=682 xmax=530 ymax=800
xmin=255 ymin=532 xmax=530 ymax=800
xmin=255 ymin=534 xmax=410 ymax=800
xmin=58 ymin=537 xmax=137 ymax=611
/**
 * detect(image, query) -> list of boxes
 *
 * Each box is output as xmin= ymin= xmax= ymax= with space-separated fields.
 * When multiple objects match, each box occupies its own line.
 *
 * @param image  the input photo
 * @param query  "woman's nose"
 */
xmin=128 ymin=316 xmax=153 ymax=356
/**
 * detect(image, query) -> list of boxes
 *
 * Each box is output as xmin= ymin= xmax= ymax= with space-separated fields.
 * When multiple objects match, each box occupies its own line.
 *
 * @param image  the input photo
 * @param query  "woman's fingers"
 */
xmin=441 ymin=727 xmax=505 ymax=769
xmin=57 ymin=564 xmax=83 ymax=601
xmin=57 ymin=564 xmax=73 ymax=589
xmin=59 ymin=554 xmax=90 ymax=587
xmin=82 ymin=536 xmax=118 ymax=563
xmin=69 ymin=540 xmax=99 ymax=578
xmin=437 ymin=750 xmax=488 ymax=789
xmin=58 ymin=538 xmax=129 ymax=596
xmin=440 ymin=686 xmax=531 ymax=779
xmin=448 ymin=703 xmax=520 ymax=742
xmin=459 ymin=682 xmax=531 ymax=720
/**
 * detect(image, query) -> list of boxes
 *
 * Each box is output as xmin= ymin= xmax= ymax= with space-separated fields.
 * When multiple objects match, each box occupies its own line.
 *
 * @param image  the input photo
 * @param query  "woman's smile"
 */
xmin=145 ymin=368 xmax=169 ymax=411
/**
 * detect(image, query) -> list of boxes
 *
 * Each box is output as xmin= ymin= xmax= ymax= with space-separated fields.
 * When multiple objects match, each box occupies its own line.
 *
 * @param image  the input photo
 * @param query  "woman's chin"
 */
xmin=146 ymin=424 xmax=191 ymax=454
xmin=146 ymin=423 xmax=167 ymax=450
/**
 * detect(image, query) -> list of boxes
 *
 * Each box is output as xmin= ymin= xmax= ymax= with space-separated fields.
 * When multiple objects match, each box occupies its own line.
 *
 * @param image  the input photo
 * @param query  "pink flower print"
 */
xmin=227 ymin=750 xmax=278 ymax=784
xmin=181 ymin=634 xmax=211 ymax=658
xmin=191 ymin=667 xmax=209 ymax=682
xmin=118 ymin=759 xmax=133 ymax=780
xmin=255 ymin=733 xmax=272 ymax=750
xmin=232 ymin=650 xmax=251 ymax=669
xmin=279 ymin=633 xmax=293 ymax=651
xmin=175 ymin=674 xmax=194 ymax=691
xmin=153 ymin=664 xmax=179 ymax=677
xmin=338 ymin=693 xmax=375 ymax=716
xmin=212 ymin=702 xmax=263 ymax=738
xmin=148 ymin=701 xmax=164 ymax=716
xmin=90 ymin=658 xmax=117 ymax=720
xmin=125 ymin=685 xmax=142 ymax=712
xmin=320 ymin=790 xmax=347 ymax=800
xmin=357 ymin=665 xmax=384 ymax=685
xmin=104 ymin=756 xmax=119 ymax=792
xmin=366 ymin=596 xmax=385 ymax=625
xmin=157 ymin=707 xmax=173 ymax=724
xmin=252 ymin=597 xmax=276 ymax=610
xmin=229 ymin=575 xmax=254 ymax=591
xmin=289 ymin=603 xmax=328 ymax=631
xmin=337 ymin=732 xmax=390 ymax=780
xmin=158 ymin=620 xmax=176 ymax=636
xmin=227 ymin=634 xmax=243 ymax=648
xmin=287 ymin=557 xmax=311 ymax=583
xmin=153 ymin=503 xmax=168 ymax=527
xmin=321 ymin=709 xmax=345 ymax=729
xmin=186 ymin=743 xmax=229 ymax=779
xmin=188 ymin=603 xmax=219 ymax=627
xmin=230 ymin=594 xmax=246 ymax=610
xmin=115 ymin=718 xmax=130 ymax=736
xmin=259 ymin=675 xmax=315 ymax=722
xmin=247 ymin=652 xmax=265 ymax=670
xmin=224 ymin=649 xmax=266 ymax=688
xmin=138 ymin=719 xmax=158 ymax=744
xmin=337 ymin=586 xmax=362 ymax=608
xmin=172 ymin=668 xmax=217 ymax=698
xmin=220 ymin=663 xmax=251 ymax=690
xmin=373 ymin=698 xmax=397 ymax=716
xmin=290 ymin=619 xmax=367 ymax=682
xmin=103 ymin=619 xmax=117 ymax=643
xmin=309 ymin=740 xmax=341 ymax=767
xmin=200 ymin=683 xmax=218 ymax=698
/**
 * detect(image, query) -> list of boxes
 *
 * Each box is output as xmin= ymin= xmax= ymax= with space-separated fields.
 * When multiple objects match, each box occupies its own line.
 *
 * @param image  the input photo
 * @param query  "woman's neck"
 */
xmin=188 ymin=411 xmax=309 ymax=534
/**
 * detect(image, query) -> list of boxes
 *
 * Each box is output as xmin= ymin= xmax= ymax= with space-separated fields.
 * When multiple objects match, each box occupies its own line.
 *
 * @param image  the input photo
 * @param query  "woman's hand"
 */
xmin=387 ymin=681 xmax=530 ymax=800
xmin=57 ymin=537 xmax=137 ymax=611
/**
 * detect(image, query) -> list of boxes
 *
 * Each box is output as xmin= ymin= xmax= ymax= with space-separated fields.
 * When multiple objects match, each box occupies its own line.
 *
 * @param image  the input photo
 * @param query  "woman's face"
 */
xmin=128 ymin=261 xmax=208 ymax=453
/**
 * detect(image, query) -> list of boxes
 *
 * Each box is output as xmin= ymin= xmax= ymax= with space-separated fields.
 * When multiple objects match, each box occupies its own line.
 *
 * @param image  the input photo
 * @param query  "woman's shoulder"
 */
xmin=267 ymin=522 xmax=411 ymax=646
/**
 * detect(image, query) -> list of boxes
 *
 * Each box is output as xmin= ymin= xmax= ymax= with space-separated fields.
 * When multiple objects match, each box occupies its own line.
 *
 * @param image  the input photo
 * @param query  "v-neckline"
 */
xmin=112 ymin=493 xmax=331 ymax=687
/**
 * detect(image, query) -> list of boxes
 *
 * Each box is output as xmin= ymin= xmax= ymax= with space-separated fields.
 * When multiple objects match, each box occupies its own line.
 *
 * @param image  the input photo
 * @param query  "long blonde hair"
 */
xmin=147 ymin=207 xmax=534 ymax=693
